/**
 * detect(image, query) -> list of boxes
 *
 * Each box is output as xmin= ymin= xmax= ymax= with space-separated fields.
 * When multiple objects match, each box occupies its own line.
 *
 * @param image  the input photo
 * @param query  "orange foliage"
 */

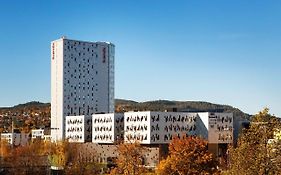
xmin=0 ymin=140 xmax=11 ymax=157
xmin=157 ymin=136 xmax=218 ymax=175
xmin=110 ymin=142 xmax=147 ymax=175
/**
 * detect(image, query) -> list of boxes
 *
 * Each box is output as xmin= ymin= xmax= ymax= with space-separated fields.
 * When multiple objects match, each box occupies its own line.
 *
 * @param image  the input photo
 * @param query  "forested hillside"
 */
xmin=115 ymin=99 xmax=250 ymax=119
xmin=0 ymin=101 xmax=50 ymax=133
xmin=0 ymin=99 xmax=250 ymax=133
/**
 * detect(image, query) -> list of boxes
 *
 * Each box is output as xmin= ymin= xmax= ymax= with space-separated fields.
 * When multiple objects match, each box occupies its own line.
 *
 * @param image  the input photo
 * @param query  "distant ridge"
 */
xmin=0 ymin=99 xmax=250 ymax=119
xmin=0 ymin=99 xmax=250 ymax=133
xmin=13 ymin=101 xmax=50 ymax=108
xmin=115 ymin=99 xmax=251 ymax=120
xmin=0 ymin=101 xmax=50 ymax=111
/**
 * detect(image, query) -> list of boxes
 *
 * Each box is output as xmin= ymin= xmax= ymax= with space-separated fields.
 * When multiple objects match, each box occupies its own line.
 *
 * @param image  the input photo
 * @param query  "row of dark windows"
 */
xmin=126 ymin=134 xmax=148 ymax=141
xmin=164 ymin=115 xmax=196 ymax=123
xmin=93 ymin=134 xmax=113 ymax=141
xmin=94 ymin=117 xmax=113 ymax=123
xmin=126 ymin=124 xmax=148 ymax=132
xmin=126 ymin=115 xmax=148 ymax=122
xmin=94 ymin=126 xmax=112 ymax=132
xmin=66 ymin=106 xmax=97 ymax=116
xmin=64 ymin=41 xmax=99 ymax=48
xmin=64 ymin=68 xmax=98 ymax=76
xmin=64 ymin=55 xmax=99 ymax=63
xmin=164 ymin=124 xmax=196 ymax=132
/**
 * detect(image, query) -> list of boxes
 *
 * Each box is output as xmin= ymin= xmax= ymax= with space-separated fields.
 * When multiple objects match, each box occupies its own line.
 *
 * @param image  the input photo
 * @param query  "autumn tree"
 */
xmin=48 ymin=140 xmax=70 ymax=170
xmin=9 ymin=139 xmax=49 ymax=175
xmin=157 ymin=136 xmax=218 ymax=175
xmin=267 ymin=135 xmax=281 ymax=174
xmin=0 ymin=139 xmax=10 ymax=158
xmin=110 ymin=141 xmax=147 ymax=175
xmin=64 ymin=143 xmax=101 ymax=175
xmin=225 ymin=108 xmax=281 ymax=175
xmin=0 ymin=139 xmax=11 ymax=171
xmin=1 ymin=140 xmax=102 ymax=175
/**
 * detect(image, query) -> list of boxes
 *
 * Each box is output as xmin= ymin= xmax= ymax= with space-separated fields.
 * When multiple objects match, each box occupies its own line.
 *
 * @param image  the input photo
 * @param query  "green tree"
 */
xmin=64 ymin=143 xmax=100 ymax=175
xmin=9 ymin=139 xmax=48 ymax=175
xmin=48 ymin=140 xmax=70 ymax=172
xmin=225 ymin=108 xmax=281 ymax=175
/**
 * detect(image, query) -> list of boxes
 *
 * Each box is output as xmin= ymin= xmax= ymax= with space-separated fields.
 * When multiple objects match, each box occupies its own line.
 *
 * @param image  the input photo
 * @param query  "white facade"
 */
xmin=124 ymin=111 xmax=197 ymax=144
xmin=124 ymin=111 xmax=233 ymax=144
xmin=31 ymin=129 xmax=52 ymax=142
xmin=197 ymin=112 xmax=233 ymax=144
xmin=1 ymin=133 xmax=29 ymax=146
xmin=65 ymin=115 xmax=92 ymax=143
xmin=92 ymin=113 xmax=124 ymax=143
xmin=51 ymin=37 xmax=115 ymax=141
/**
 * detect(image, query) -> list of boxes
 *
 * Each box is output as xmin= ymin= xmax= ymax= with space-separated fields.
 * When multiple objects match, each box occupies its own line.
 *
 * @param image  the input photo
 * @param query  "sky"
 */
xmin=0 ymin=0 xmax=280 ymax=116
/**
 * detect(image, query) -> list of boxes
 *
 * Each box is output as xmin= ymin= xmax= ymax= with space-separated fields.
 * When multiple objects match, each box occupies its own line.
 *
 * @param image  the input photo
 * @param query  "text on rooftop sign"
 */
xmin=52 ymin=43 xmax=55 ymax=60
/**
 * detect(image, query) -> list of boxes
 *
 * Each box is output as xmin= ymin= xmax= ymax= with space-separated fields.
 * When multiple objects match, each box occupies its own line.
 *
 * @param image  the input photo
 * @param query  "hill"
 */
xmin=0 ymin=99 xmax=250 ymax=133
xmin=115 ymin=99 xmax=250 ymax=120
xmin=0 ymin=101 xmax=51 ymax=133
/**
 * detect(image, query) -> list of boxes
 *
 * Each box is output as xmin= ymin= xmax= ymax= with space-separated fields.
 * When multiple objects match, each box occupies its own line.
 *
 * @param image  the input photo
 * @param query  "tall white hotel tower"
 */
xmin=51 ymin=37 xmax=115 ymax=141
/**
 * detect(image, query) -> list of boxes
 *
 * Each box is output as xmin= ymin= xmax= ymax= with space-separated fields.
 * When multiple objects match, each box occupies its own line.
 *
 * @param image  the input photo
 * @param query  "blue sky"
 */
xmin=0 ymin=0 xmax=280 ymax=116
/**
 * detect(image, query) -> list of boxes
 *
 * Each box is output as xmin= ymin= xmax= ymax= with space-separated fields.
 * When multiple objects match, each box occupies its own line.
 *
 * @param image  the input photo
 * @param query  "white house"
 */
xmin=1 ymin=132 xmax=29 ymax=146
xmin=31 ymin=129 xmax=45 ymax=140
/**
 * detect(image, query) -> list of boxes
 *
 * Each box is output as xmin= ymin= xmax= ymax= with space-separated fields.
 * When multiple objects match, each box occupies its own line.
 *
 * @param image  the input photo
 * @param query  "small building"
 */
xmin=1 ymin=133 xmax=13 ymax=144
xmin=31 ymin=129 xmax=45 ymax=140
xmin=92 ymin=113 xmax=124 ymax=143
xmin=1 ymin=132 xmax=29 ymax=146
xmin=65 ymin=115 xmax=92 ymax=143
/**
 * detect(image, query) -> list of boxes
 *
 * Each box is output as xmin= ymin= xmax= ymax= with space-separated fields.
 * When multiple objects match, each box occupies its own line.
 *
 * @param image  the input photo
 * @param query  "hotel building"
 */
xmin=51 ymin=37 xmax=115 ymax=141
